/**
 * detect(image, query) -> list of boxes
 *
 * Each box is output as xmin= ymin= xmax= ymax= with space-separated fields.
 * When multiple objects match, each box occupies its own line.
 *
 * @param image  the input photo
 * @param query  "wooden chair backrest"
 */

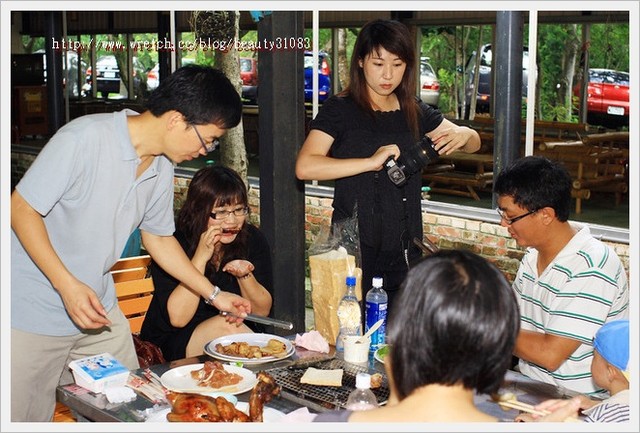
xmin=110 ymin=255 xmax=153 ymax=334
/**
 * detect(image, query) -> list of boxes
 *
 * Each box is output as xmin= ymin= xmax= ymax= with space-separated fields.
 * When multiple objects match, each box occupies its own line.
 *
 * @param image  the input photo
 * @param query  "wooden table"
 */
xmin=56 ymin=343 xmax=580 ymax=423
xmin=423 ymin=152 xmax=494 ymax=200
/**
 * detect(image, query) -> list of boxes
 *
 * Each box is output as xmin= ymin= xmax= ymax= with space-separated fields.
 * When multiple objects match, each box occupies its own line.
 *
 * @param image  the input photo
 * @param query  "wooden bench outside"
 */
xmin=110 ymin=255 xmax=153 ymax=334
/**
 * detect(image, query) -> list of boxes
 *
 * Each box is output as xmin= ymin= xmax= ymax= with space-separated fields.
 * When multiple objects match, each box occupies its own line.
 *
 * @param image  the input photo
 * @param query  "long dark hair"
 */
xmin=341 ymin=19 xmax=420 ymax=139
xmin=176 ymin=165 xmax=249 ymax=268
xmin=387 ymin=249 xmax=520 ymax=399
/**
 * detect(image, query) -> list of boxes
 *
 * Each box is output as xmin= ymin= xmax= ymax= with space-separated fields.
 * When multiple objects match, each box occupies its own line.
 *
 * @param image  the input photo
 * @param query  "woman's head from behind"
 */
xmin=177 ymin=165 xmax=249 ymax=251
xmin=387 ymin=249 xmax=520 ymax=399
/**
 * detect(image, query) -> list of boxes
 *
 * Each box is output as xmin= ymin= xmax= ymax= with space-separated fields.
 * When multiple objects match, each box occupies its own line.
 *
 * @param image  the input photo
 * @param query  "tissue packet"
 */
xmin=69 ymin=353 xmax=130 ymax=393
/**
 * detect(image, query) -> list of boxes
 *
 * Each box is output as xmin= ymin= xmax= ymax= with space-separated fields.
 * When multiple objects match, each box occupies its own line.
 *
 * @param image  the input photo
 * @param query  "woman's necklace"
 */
xmin=371 ymin=96 xmax=399 ymax=112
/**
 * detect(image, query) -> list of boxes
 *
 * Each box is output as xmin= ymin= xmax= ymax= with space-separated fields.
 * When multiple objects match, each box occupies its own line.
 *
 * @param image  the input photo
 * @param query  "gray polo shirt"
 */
xmin=12 ymin=110 xmax=175 ymax=336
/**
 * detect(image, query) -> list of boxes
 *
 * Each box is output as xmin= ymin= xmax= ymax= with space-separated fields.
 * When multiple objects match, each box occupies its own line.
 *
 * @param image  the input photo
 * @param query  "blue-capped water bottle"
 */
xmin=365 ymin=277 xmax=388 ymax=352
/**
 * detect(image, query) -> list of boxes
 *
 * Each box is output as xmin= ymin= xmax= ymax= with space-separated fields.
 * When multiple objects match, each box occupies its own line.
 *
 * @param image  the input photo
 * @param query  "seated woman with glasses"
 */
xmin=140 ymin=166 xmax=273 ymax=361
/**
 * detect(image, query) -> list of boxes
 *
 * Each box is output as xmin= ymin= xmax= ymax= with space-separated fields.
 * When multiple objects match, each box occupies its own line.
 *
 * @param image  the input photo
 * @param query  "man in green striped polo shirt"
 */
xmin=493 ymin=156 xmax=628 ymax=398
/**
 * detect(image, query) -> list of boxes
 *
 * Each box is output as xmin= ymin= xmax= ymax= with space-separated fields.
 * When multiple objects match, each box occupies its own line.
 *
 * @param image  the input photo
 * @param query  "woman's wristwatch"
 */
xmin=204 ymin=285 xmax=221 ymax=306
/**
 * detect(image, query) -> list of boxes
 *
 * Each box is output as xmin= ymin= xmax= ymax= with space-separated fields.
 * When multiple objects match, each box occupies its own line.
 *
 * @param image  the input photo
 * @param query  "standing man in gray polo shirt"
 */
xmin=11 ymin=65 xmax=250 ymax=422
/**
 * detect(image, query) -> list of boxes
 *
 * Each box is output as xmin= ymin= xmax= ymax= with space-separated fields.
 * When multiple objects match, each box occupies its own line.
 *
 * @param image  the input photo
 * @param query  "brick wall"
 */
xmin=13 ymin=149 xmax=631 ymax=287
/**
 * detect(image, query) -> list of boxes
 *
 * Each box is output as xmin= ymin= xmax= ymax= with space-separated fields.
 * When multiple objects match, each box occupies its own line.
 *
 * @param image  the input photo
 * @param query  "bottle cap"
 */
xmin=346 ymin=275 xmax=357 ymax=286
xmin=355 ymin=372 xmax=371 ymax=389
xmin=372 ymin=277 xmax=383 ymax=288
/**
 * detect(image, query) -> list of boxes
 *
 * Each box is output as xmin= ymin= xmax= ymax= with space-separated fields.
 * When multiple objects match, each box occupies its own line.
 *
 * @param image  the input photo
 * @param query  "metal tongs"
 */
xmin=221 ymin=311 xmax=294 ymax=330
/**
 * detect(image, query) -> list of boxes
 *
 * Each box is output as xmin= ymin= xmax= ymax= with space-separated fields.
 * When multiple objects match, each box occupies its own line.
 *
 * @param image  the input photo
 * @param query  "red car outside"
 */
xmin=240 ymin=57 xmax=258 ymax=103
xmin=574 ymin=68 xmax=629 ymax=128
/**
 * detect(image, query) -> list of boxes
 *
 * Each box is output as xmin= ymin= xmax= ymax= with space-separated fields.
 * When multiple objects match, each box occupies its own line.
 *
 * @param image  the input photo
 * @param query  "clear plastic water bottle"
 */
xmin=336 ymin=275 xmax=362 ymax=352
xmin=365 ymin=276 xmax=388 ymax=352
xmin=346 ymin=373 xmax=378 ymax=411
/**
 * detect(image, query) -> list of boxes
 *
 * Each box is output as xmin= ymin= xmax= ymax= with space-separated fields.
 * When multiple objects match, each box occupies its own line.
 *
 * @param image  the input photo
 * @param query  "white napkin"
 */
xmin=280 ymin=407 xmax=318 ymax=423
xmin=104 ymin=386 xmax=136 ymax=403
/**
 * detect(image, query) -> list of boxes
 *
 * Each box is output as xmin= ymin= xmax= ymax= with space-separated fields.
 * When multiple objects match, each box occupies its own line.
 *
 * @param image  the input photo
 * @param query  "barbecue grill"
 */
xmin=265 ymin=358 xmax=389 ymax=412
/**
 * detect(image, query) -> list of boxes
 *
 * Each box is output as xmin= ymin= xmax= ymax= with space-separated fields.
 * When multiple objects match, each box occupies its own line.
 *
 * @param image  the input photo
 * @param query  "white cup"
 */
xmin=343 ymin=335 xmax=370 ymax=364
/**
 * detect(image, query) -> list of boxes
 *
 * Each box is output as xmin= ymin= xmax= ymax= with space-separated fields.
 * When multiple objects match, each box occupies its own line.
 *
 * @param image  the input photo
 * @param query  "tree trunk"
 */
xmin=469 ymin=25 xmax=484 ymax=120
xmin=337 ymin=28 xmax=348 ymax=90
xmin=191 ymin=11 xmax=248 ymax=184
xmin=557 ymin=24 xmax=579 ymax=122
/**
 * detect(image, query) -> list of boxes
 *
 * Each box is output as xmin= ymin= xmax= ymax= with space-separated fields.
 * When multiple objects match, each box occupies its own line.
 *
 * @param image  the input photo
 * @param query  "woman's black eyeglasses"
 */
xmin=210 ymin=207 xmax=249 ymax=220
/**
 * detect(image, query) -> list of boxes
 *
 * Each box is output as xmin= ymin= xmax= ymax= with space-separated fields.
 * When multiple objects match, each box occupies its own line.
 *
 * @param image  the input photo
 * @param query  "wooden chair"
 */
xmin=110 ymin=255 xmax=153 ymax=333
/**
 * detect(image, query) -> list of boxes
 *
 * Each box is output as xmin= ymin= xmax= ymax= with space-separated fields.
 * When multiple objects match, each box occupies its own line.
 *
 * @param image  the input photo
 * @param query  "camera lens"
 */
xmin=402 ymin=136 xmax=439 ymax=175
xmin=385 ymin=136 xmax=439 ymax=187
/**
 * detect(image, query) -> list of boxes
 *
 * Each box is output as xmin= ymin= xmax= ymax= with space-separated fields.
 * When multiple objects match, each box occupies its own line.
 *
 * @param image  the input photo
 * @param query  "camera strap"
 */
xmin=400 ymin=185 xmax=411 ymax=270
xmin=372 ymin=172 xmax=383 ymax=253
xmin=373 ymin=173 xmax=411 ymax=271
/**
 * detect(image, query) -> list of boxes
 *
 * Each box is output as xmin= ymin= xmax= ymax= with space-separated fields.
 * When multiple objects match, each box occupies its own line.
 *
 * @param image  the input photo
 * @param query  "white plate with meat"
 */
xmin=145 ymin=402 xmax=285 ymax=422
xmin=160 ymin=362 xmax=257 ymax=395
xmin=204 ymin=333 xmax=295 ymax=365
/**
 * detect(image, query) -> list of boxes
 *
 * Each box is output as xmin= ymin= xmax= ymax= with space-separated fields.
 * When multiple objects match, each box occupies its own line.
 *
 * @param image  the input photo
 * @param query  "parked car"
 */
xmin=419 ymin=57 xmax=440 ymax=107
xmin=573 ymin=68 xmax=629 ymax=129
xmin=240 ymin=57 xmax=258 ymax=103
xmin=85 ymin=55 xmax=146 ymax=98
xmin=304 ymin=51 xmax=331 ymax=103
xmin=146 ymin=63 xmax=159 ymax=91
xmin=460 ymin=44 xmax=531 ymax=117
xmin=35 ymin=50 xmax=87 ymax=98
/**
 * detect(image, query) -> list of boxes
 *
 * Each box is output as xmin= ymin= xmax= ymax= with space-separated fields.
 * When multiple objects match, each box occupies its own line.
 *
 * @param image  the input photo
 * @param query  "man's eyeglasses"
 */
xmin=496 ymin=207 xmax=537 ymax=225
xmin=210 ymin=207 xmax=249 ymax=220
xmin=192 ymin=125 xmax=220 ymax=153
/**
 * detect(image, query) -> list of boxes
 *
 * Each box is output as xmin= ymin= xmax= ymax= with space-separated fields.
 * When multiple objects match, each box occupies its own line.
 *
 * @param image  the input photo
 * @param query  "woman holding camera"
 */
xmin=295 ymin=19 xmax=480 ymax=313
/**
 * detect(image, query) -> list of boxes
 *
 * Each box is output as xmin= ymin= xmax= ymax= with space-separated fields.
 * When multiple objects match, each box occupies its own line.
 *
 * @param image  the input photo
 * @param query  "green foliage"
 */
xmin=588 ymin=24 xmax=629 ymax=71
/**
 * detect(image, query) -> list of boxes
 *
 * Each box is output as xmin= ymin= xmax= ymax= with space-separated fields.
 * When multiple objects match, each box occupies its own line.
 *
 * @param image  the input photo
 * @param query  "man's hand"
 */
xmin=58 ymin=281 xmax=112 ymax=329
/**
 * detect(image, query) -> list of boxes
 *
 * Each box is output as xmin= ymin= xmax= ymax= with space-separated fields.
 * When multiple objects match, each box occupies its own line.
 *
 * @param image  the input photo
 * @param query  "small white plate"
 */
xmin=145 ymin=402 xmax=285 ymax=422
xmin=374 ymin=345 xmax=389 ymax=364
xmin=204 ymin=333 xmax=295 ymax=365
xmin=160 ymin=363 xmax=257 ymax=395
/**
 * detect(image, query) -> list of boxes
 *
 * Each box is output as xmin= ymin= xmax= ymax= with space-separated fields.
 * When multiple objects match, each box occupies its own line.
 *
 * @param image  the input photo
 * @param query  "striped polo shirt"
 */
xmin=514 ymin=224 xmax=629 ymax=396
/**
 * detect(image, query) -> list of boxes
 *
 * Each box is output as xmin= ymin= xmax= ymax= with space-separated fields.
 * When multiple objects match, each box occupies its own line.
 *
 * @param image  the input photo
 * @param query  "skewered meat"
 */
xmin=249 ymin=371 xmax=281 ymax=422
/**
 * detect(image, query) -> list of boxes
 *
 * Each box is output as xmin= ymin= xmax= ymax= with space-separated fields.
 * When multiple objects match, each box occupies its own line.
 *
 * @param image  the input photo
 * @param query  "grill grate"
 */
xmin=265 ymin=358 xmax=389 ymax=412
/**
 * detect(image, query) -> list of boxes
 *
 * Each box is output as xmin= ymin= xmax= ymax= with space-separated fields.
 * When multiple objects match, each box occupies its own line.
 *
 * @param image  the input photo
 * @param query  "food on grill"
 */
xmin=215 ymin=338 xmax=288 ymax=359
xmin=300 ymin=367 xmax=344 ymax=387
xmin=248 ymin=371 xmax=281 ymax=422
xmin=165 ymin=372 xmax=280 ymax=422
xmin=189 ymin=360 xmax=242 ymax=388
xmin=370 ymin=372 xmax=383 ymax=389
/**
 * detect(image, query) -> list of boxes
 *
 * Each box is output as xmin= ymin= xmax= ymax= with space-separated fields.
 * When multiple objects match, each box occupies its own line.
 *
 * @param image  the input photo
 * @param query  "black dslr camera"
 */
xmin=384 ymin=135 xmax=440 ymax=187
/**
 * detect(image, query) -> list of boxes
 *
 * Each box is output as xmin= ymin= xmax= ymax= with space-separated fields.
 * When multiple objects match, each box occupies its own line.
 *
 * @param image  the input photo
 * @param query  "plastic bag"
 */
xmin=308 ymin=209 xmax=363 ymax=345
